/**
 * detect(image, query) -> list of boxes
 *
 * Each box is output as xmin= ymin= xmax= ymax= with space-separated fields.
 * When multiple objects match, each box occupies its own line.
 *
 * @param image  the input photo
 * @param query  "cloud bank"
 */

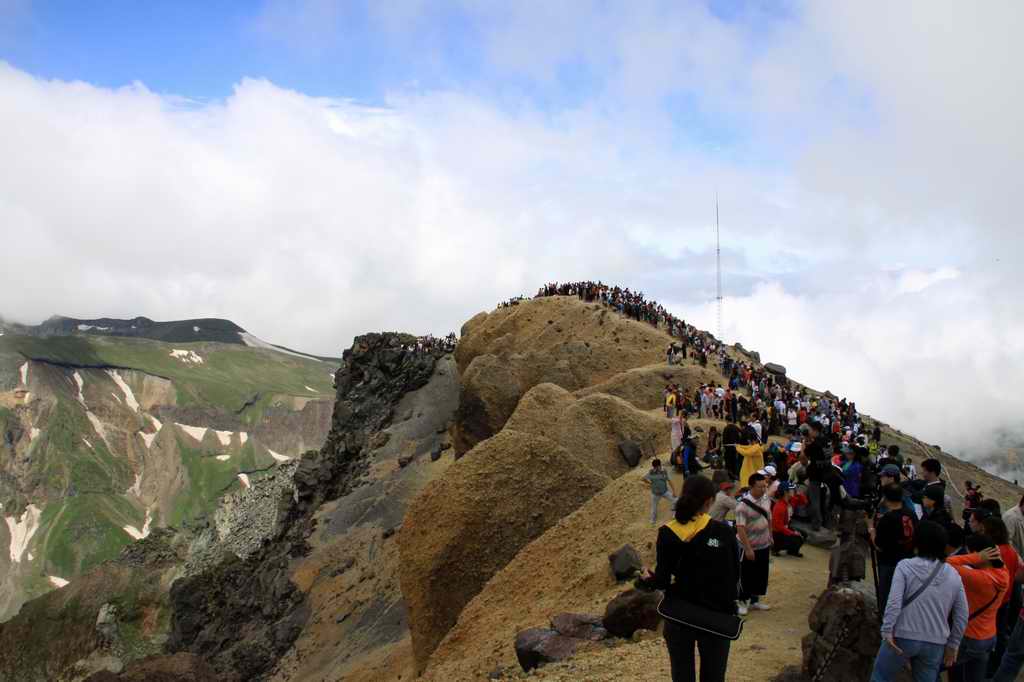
xmin=1 ymin=1 xmax=1023 ymax=469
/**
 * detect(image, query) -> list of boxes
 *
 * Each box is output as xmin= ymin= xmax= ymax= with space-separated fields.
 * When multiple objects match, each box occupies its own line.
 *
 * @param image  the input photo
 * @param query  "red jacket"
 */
xmin=772 ymin=498 xmax=800 ymax=536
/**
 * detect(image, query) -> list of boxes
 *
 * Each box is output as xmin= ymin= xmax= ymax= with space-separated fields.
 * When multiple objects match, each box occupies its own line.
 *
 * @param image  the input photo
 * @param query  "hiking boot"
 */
xmin=750 ymin=602 xmax=771 ymax=611
xmin=736 ymin=601 xmax=749 ymax=616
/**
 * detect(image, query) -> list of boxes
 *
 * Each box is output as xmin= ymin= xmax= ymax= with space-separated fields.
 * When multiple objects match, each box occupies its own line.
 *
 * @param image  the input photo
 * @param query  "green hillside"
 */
xmin=0 ymin=329 xmax=338 ymax=621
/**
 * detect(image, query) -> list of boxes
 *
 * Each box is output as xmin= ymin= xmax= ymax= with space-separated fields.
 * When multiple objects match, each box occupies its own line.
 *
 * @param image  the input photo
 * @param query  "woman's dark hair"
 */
xmin=980 ymin=498 xmax=1002 ymax=517
xmin=946 ymin=523 xmax=964 ymax=549
xmin=882 ymin=483 xmax=904 ymax=503
xmin=675 ymin=475 xmax=717 ymax=523
xmin=983 ymin=517 xmax=1010 ymax=545
xmin=914 ymin=521 xmax=949 ymax=561
xmin=965 ymin=532 xmax=997 ymax=554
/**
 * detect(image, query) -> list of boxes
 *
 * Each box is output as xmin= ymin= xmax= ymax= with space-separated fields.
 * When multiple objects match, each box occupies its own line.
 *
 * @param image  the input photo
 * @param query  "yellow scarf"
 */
xmin=666 ymin=513 xmax=711 ymax=542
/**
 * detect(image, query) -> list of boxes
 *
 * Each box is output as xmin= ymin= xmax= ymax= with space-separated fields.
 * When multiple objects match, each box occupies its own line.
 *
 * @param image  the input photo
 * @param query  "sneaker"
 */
xmin=736 ymin=601 xmax=749 ymax=616
xmin=750 ymin=602 xmax=771 ymax=611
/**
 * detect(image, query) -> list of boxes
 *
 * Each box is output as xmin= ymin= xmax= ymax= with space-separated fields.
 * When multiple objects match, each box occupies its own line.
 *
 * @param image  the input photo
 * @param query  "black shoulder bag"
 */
xmin=657 ymin=527 xmax=746 ymax=641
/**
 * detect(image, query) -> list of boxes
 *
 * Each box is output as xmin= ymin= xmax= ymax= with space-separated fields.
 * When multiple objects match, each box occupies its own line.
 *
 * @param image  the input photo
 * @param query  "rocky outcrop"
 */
xmin=84 ymin=652 xmax=221 ymax=682
xmin=453 ymin=297 xmax=668 ymax=453
xmin=771 ymin=581 xmax=884 ymax=682
xmin=400 ymin=429 xmax=610 ymax=672
xmin=165 ymin=333 xmax=444 ymax=681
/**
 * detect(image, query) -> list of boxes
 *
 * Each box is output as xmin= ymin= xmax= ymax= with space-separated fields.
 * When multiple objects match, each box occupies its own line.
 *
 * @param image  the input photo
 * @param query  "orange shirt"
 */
xmin=947 ymin=553 xmax=1010 ymax=640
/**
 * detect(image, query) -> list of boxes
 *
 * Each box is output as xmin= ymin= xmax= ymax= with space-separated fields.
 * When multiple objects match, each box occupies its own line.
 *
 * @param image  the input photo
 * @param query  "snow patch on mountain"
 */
xmin=73 ymin=371 xmax=86 ymax=405
xmin=48 ymin=576 xmax=69 ymax=588
xmin=86 ymin=412 xmax=109 ymax=447
xmin=305 ymin=385 xmax=318 ymax=393
xmin=107 ymin=370 xmax=139 ymax=412
xmin=122 ymin=508 xmax=152 ymax=541
xmin=238 ymin=473 xmax=251 ymax=489
xmin=18 ymin=362 xmax=28 ymax=386
xmin=215 ymin=430 xmax=233 ymax=446
xmin=127 ymin=472 xmax=142 ymax=497
xmin=215 ymin=454 xmax=231 ymax=461
xmin=239 ymin=432 xmax=248 ymax=445
xmin=29 ymin=428 xmax=40 ymax=442
xmin=176 ymin=423 xmax=208 ymax=441
xmin=268 ymin=449 xmax=291 ymax=462
xmin=148 ymin=415 xmax=163 ymax=431
xmin=77 ymin=324 xmax=110 ymax=332
xmin=141 ymin=432 xmax=157 ymax=448
xmin=5 ymin=504 xmax=42 ymax=563
xmin=169 ymin=349 xmax=203 ymax=364
xmin=240 ymin=332 xmax=322 ymax=362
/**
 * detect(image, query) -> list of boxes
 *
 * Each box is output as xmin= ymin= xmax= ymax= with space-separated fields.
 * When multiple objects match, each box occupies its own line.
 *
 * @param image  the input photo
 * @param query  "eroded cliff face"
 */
xmin=0 ymin=331 xmax=451 ymax=682
xmin=164 ymin=333 xmax=448 ymax=681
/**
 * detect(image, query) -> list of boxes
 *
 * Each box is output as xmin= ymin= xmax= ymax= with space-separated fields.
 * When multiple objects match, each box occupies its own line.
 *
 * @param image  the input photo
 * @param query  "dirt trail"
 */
xmin=426 ymin=461 xmax=831 ymax=681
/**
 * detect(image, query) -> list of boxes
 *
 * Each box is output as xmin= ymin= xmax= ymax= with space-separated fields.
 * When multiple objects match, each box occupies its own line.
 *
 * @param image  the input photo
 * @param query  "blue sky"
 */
xmin=0 ymin=1 xmax=794 ymax=157
xmin=2 ymin=1 xmax=1023 ymax=458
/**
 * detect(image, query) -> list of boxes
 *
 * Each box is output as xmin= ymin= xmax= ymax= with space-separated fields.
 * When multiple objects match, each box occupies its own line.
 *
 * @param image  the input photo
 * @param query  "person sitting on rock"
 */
xmin=643 ymin=459 xmax=677 ymax=526
xmin=870 ymin=521 xmax=968 ymax=682
xmin=771 ymin=482 xmax=806 ymax=557
xmin=639 ymin=475 xmax=740 ymax=682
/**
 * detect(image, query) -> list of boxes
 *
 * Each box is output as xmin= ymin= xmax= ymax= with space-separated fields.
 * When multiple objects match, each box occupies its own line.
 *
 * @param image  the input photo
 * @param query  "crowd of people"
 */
xmin=401 ymin=333 xmax=458 ymax=354
xmin=515 ymin=284 xmax=1024 ymax=680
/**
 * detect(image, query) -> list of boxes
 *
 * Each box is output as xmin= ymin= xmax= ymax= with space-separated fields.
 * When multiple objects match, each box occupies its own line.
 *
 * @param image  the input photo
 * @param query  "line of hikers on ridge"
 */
xmin=643 ymin=379 xmax=1024 ymax=681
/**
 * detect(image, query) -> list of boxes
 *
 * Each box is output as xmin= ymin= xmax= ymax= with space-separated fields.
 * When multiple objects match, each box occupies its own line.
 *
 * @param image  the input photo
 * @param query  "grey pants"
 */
xmin=652 ymin=491 xmax=678 ymax=524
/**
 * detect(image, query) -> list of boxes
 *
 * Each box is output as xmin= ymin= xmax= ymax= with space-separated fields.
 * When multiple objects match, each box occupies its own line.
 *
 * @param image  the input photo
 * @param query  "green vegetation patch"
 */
xmin=37 ymin=494 xmax=143 ymax=577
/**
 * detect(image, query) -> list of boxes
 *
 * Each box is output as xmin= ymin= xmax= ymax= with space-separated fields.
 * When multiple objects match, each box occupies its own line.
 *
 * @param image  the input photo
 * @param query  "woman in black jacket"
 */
xmin=641 ymin=475 xmax=741 ymax=682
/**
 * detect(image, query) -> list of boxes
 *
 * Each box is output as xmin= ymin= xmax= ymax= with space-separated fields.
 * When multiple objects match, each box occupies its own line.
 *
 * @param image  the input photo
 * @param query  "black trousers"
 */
xmin=663 ymin=618 xmax=731 ymax=682
xmin=772 ymin=531 xmax=804 ymax=556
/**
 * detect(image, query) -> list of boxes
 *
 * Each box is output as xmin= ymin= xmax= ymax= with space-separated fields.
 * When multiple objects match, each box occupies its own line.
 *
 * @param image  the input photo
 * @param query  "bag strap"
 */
xmin=740 ymin=497 xmax=770 ymax=522
xmin=969 ymin=587 xmax=1002 ymax=622
xmin=902 ymin=560 xmax=945 ymax=608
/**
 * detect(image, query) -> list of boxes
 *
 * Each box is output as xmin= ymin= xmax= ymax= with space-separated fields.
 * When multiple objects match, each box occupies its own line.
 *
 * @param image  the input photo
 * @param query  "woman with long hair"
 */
xmin=640 ymin=475 xmax=740 ymax=681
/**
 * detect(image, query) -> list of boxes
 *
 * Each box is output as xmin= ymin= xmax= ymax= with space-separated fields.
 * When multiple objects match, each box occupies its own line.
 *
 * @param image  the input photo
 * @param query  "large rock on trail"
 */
xmin=602 ymin=589 xmax=662 ymax=638
xmin=453 ymin=297 xmax=669 ymax=453
xmin=514 ymin=628 xmax=580 ymax=672
xmin=399 ymin=429 xmax=609 ymax=672
xmin=772 ymin=581 xmax=887 ymax=682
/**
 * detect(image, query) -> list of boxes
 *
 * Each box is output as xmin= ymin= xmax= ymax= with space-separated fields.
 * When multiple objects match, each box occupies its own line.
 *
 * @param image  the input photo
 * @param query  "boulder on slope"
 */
xmin=608 ymin=544 xmax=642 ymax=582
xmin=514 ymin=628 xmax=580 ymax=672
xmin=399 ymin=429 xmax=609 ymax=673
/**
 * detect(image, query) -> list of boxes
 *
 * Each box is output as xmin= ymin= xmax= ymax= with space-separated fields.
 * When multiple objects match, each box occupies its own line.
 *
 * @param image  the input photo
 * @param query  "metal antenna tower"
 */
xmin=715 ymin=193 xmax=722 ymax=339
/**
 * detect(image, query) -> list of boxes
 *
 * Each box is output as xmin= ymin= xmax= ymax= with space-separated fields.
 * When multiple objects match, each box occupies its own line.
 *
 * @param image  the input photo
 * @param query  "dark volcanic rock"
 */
xmin=618 ymin=440 xmax=642 ymax=467
xmin=166 ymin=332 xmax=444 ymax=681
xmin=550 ymin=613 xmax=607 ymax=641
xmin=514 ymin=627 xmax=580 ymax=672
xmin=797 ymin=581 xmax=886 ymax=682
xmin=602 ymin=589 xmax=662 ymax=638
xmin=85 ymin=653 xmax=221 ymax=682
xmin=608 ymin=544 xmax=642 ymax=582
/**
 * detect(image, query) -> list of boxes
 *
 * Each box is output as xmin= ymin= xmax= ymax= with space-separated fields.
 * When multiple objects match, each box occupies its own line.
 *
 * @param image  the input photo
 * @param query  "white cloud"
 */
xmin=2 ymin=1 xmax=1024 ymax=471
